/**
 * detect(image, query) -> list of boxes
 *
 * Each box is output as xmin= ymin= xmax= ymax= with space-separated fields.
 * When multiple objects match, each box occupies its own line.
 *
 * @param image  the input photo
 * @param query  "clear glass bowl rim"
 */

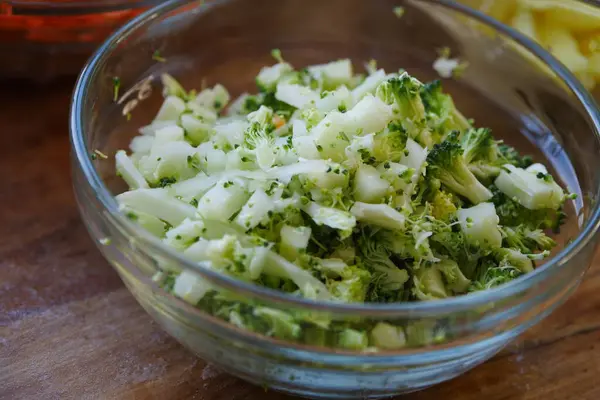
xmin=70 ymin=0 xmax=600 ymax=318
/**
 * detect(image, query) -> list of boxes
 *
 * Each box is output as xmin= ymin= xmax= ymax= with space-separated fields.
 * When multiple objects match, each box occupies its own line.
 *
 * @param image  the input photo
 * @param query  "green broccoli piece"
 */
xmin=426 ymin=139 xmax=493 ymax=204
xmin=501 ymin=226 xmax=556 ymax=253
xmin=326 ymin=265 xmax=372 ymax=303
xmin=242 ymin=92 xmax=296 ymax=119
xmin=430 ymin=190 xmax=460 ymax=221
xmin=420 ymin=80 xmax=471 ymax=134
xmin=497 ymin=143 xmax=533 ymax=169
xmin=413 ymin=263 xmax=449 ymax=300
xmin=430 ymin=230 xmax=488 ymax=279
xmin=460 ymin=127 xmax=496 ymax=164
xmin=490 ymin=186 xmax=566 ymax=232
xmin=437 ymin=258 xmax=471 ymax=294
xmin=357 ymin=230 xmax=410 ymax=297
xmin=469 ymin=257 xmax=522 ymax=291
xmin=376 ymin=74 xmax=426 ymax=121
xmin=337 ymin=328 xmax=369 ymax=350
xmin=373 ymin=121 xmax=410 ymax=162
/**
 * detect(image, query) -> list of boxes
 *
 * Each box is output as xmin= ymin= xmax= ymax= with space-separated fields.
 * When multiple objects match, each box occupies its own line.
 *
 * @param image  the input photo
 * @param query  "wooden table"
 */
xmin=2 ymin=79 xmax=600 ymax=400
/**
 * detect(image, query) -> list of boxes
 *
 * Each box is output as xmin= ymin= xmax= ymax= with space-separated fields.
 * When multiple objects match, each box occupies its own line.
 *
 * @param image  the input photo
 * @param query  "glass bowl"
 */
xmin=0 ymin=0 xmax=161 ymax=81
xmin=70 ymin=0 xmax=600 ymax=397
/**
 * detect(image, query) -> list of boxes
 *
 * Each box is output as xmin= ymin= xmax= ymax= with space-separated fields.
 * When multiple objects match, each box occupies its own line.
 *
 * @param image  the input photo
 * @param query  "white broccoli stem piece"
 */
xmin=193 ymin=83 xmax=230 ymax=110
xmin=413 ymin=265 xmax=449 ymax=300
xmin=180 ymin=114 xmax=213 ymax=145
xmin=234 ymin=189 xmax=275 ymax=230
xmin=140 ymin=141 xmax=197 ymax=181
xmin=154 ymin=125 xmax=185 ymax=145
xmin=164 ymin=218 xmax=206 ymax=250
xmin=116 ymin=188 xmax=197 ymax=226
xmin=305 ymin=202 xmax=357 ymax=233
xmin=457 ymin=202 xmax=502 ymax=248
xmin=315 ymin=85 xmax=354 ymax=112
xmin=397 ymin=139 xmax=428 ymax=211
xmin=187 ymin=102 xmax=218 ymax=124
xmin=377 ymin=162 xmax=410 ymax=191
xmin=310 ymin=111 xmax=350 ymax=162
xmin=263 ymin=251 xmax=332 ymax=300
xmin=268 ymin=159 xmax=347 ymax=189
xmin=351 ymin=69 xmax=388 ymax=101
xmin=345 ymin=134 xmax=376 ymax=169
xmin=292 ymin=136 xmax=320 ymax=159
xmin=344 ymin=94 xmax=393 ymax=135
xmin=317 ymin=258 xmax=349 ymax=278
xmin=433 ymin=57 xmax=461 ymax=79
xmin=195 ymin=142 xmax=227 ymax=174
xmin=129 ymin=135 xmax=154 ymax=154
xmin=353 ymin=164 xmax=390 ymax=203
xmin=525 ymin=163 xmax=548 ymax=175
xmin=173 ymin=270 xmax=212 ymax=305
xmin=168 ymin=172 xmax=218 ymax=202
xmin=256 ymin=63 xmax=293 ymax=91
xmin=154 ymin=95 xmax=186 ymax=121
xmin=292 ymin=119 xmax=309 ymax=137
xmin=279 ymin=225 xmax=311 ymax=261
xmin=349 ymin=202 xmax=406 ymax=231
xmin=116 ymin=150 xmax=149 ymax=189
xmin=139 ymin=120 xmax=178 ymax=136
xmin=197 ymin=180 xmax=249 ymax=222
xmin=370 ymin=322 xmax=407 ymax=349
xmin=183 ymin=234 xmax=238 ymax=265
xmin=307 ymin=59 xmax=353 ymax=88
xmin=275 ymin=83 xmax=319 ymax=109
xmin=119 ymin=205 xmax=166 ymax=237
xmin=495 ymin=164 xmax=565 ymax=210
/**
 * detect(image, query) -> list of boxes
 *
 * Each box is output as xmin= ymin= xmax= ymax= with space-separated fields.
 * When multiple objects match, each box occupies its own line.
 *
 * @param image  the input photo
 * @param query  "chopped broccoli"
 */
xmin=376 ymin=74 xmax=426 ymax=121
xmin=115 ymin=56 xmax=568 ymax=350
xmin=419 ymin=79 xmax=471 ymax=135
xmin=426 ymin=139 xmax=493 ymax=204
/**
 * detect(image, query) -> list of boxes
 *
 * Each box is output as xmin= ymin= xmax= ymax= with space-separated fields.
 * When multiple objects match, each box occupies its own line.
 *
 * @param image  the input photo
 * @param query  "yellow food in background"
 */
xmin=462 ymin=0 xmax=600 ymax=90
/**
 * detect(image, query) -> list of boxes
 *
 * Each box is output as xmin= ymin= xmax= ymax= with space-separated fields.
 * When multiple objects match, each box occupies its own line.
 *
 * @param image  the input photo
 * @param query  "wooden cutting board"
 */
xmin=2 ymin=79 xmax=600 ymax=400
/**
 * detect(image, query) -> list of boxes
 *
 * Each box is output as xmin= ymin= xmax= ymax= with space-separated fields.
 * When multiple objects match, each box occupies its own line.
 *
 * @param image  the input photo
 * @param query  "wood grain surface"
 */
xmin=2 ymin=79 xmax=600 ymax=400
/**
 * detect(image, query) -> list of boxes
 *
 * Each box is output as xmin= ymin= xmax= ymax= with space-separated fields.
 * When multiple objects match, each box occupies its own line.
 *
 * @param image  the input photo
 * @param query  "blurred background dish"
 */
xmin=0 ymin=0 xmax=162 ymax=82
xmin=459 ymin=0 xmax=600 ymax=91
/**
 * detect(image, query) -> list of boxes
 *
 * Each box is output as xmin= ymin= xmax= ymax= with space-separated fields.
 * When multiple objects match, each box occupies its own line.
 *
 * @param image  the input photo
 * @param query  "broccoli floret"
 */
xmin=469 ymin=257 xmax=522 ymax=291
xmin=413 ymin=263 xmax=448 ymax=300
xmin=493 ymin=247 xmax=544 ymax=273
xmin=498 ymin=143 xmax=533 ymax=169
xmin=327 ymin=266 xmax=372 ymax=303
xmin=490 ymin=186 xmax=565 ymax=232
xmin=501 ymin=226 xmax=556 ymax=253
xmin=419 ymin=80 xmax=471 ymax=134
xmin=430 ymin=190 xmax=459 ymax=221
xmin=357 ymin=230 xmax=410 ymax=294
xmin=465 ymin=140 xmax=535 ymax=183
xmin=437 ymin=259 xmax=471 ymax=294
xmin=372 ymin=121 xmax=410 ymax=162
xmin=376 ymin=74 xmax=426 ymax=121
xmin=426 ymin=139 xmax=493 ymax=204
xmin=460 ymin=128 xmax=496 ymax=164
xmin=430 ymin=230 xmax=488 ymax=279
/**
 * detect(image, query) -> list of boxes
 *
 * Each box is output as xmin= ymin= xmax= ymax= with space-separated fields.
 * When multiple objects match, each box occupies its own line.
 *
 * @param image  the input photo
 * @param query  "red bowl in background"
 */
xmin=0 ymin=0 xmax=162 ymax=81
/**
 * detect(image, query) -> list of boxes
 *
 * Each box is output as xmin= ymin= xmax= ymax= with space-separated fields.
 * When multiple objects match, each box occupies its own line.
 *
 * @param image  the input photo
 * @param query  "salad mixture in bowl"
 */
xmin=70 ymin=0 xmax=600 ymax=397
xmin=116 ymin=55 xmax=571 ymax=318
